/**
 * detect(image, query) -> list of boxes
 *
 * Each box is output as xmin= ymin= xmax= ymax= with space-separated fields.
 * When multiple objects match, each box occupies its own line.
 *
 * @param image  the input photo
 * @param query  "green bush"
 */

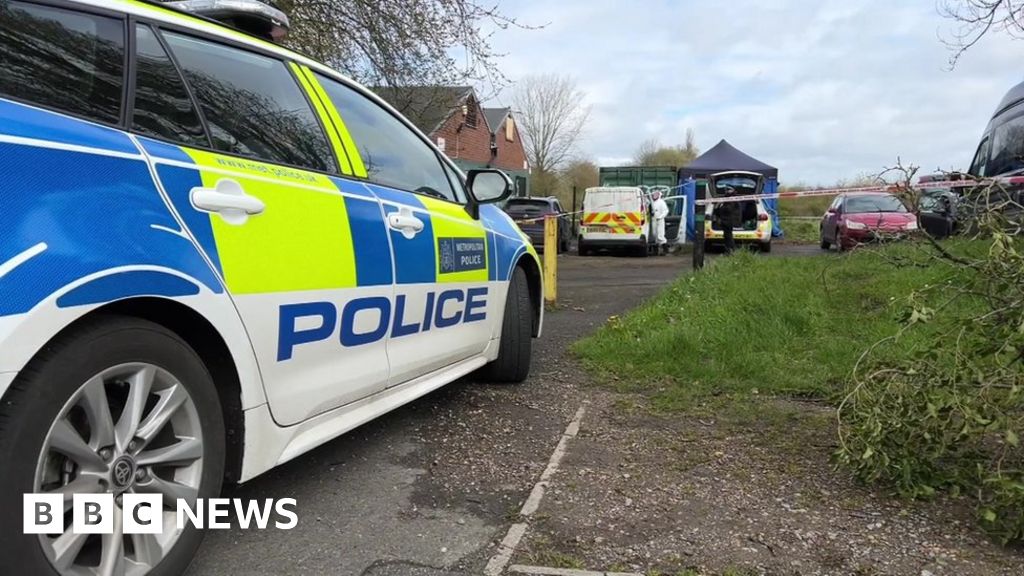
xmin=836 ymin=232 xmax=1024 ymax=542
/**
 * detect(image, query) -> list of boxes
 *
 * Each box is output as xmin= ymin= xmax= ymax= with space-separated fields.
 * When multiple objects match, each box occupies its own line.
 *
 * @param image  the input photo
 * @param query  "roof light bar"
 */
xmin=163 ymin=0 xmax=290 ymax=43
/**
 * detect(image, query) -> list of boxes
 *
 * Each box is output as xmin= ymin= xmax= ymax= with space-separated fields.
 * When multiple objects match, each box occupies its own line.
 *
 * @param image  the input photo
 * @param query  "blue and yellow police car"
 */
xmin=0 ymin=1 xmax=543 ymax=573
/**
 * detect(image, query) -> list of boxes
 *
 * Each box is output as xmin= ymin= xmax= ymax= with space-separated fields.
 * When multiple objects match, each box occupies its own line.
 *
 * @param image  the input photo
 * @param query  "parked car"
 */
xmin=0 ymin=2 xmax=543 ymax=575
xmin=917 ymin=174 xmax=972 ymax=239
xmin=703 ymin=171 xmax=773 ymax=253
xmin=503 ymin=197 xmax=572 ymax=252
xmin=819 ymin=193 xmax=917 ymax=250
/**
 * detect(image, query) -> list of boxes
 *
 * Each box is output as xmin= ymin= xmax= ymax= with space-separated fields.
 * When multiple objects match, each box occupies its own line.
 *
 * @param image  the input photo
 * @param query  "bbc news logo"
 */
xmin=24 ymin=494 xmax=298 ymax=534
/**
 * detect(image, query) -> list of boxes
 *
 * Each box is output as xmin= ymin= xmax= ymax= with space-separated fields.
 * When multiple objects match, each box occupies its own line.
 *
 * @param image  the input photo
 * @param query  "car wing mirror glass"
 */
xmin=465 ymin=169 xmax=513 ymax=219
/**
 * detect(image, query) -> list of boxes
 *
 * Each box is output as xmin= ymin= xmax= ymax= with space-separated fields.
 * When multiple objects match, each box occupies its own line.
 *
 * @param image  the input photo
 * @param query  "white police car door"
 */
xmin=132 ymin=27 xmax=392 ymax=425
xmin=311 ymin=75 xmax=496 ymax=385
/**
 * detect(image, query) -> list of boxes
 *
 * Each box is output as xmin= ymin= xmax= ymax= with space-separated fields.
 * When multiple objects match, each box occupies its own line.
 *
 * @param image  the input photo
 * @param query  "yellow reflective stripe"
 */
xmin=297 ymin=65 xmax=369 ymax=178
xmin=184 ymin=149 xmax=358 ymax=294
xmin=290 ymin=62 xmax=352 ymax=175
xmin=417 ymin=196 xmax=489 ymax=283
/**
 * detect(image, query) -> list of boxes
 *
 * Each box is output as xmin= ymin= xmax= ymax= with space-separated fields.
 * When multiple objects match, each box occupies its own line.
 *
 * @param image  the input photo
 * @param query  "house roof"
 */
xmin=372 ymin=85 xmax=475 ymax=136
xmin=482 ymin=108 xmax=510 ymax=135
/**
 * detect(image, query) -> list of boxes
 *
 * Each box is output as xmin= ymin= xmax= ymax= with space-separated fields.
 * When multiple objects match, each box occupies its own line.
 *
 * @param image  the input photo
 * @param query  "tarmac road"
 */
xmin=185 ymin=246 xmax=814 ymax=576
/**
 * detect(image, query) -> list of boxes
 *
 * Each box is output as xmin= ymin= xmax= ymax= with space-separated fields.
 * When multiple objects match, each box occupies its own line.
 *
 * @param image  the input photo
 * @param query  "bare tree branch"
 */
xmin=939 ymin=0 xmax=1024 ymax=67
xmin=512 ymin=74 xmax=590 ymax=194
xmin=273 ymin=0 xmax=538 ymax=93
xmin=632 ymin=130 xmax=700 ymax=167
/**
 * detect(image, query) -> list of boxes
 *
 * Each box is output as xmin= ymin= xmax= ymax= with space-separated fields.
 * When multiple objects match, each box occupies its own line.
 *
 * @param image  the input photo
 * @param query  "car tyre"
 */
xmin=577 ymin=239 xmax=589 ymax=257
xmin=760 ymin=241 xmax=772 ymax=253
xmin=0 ymin=315 xmax=225 ymax=576
xmin=481 ymin=267 xmax=532 ymax=383
xmin=819 ymin=229 xmax=830 ymax=250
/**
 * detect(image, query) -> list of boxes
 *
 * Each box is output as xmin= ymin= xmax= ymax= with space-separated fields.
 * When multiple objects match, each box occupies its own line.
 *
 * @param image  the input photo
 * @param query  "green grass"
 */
xmin=574 ymin=245 xmax=961 ymax=411
xmin=778 ymin=218 xmax=819 ymax=244
xmin=778 ymin=195 xmax=834 ymax=217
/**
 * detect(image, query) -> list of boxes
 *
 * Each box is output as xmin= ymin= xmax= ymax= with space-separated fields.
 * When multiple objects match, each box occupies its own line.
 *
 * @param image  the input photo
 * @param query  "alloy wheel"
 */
xmin=34 ymin=363 xmax=204 ymax=576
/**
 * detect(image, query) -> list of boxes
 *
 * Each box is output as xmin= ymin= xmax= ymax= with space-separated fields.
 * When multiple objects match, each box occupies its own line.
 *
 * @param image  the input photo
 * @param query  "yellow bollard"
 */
xmin=543 ymin=215 xmax=557 ymax=304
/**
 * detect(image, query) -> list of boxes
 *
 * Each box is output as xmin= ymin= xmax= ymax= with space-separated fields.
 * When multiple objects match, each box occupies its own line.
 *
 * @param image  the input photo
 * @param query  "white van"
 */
xmin=577 ymin=186 xmax=651 ymax=256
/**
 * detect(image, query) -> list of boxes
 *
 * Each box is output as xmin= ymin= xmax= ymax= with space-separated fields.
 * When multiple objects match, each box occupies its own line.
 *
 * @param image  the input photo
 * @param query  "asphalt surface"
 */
xmin=185 ymin=246 xmax=813 ymax=576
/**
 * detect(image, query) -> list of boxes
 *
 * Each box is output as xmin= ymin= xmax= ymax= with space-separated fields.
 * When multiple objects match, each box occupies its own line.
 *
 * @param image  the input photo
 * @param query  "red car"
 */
xmin=819 ymin=193 xmax=917 ymax=251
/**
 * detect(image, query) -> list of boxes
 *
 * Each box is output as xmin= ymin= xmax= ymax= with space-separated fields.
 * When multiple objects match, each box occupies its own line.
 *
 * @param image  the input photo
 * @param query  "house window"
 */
xmin=506 ymin=116 xmax=515 ymax=142
xmin=464 ymin=100 xmax=477 ymax=129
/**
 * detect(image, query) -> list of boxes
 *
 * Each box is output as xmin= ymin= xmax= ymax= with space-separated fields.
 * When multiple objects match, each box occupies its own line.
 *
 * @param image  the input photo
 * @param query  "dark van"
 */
xmin=970 ymin=80 xmax=1024 ymax=178
xmin=965 ymin=81 xmax=1024 ymax=228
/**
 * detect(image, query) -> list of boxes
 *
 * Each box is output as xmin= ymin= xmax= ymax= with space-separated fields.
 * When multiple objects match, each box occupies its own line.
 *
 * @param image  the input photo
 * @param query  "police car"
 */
xmin=0 ymin=1 xmax=543 ymax=574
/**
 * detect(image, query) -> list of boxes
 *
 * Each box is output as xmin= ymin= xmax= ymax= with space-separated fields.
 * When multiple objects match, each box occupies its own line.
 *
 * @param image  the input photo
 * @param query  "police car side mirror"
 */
xmin=465 ymin=169 xmax=513 ymax=219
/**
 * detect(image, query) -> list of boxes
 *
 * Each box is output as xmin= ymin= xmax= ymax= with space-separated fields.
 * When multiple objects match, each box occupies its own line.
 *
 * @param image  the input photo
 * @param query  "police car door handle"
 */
xmin=190 ymin=179 xmax=265 ymax=226
xmin=387 ymin=208 xmax=424 ymax=240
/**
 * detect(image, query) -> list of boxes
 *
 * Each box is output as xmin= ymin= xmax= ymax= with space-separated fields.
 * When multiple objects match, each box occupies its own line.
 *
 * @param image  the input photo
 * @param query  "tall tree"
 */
xmin=939 ymin=0 xmax=1024 ymax=65
xmin=632 ymin=129 xmax=699 ymax=167
xmin=557 ymin=159 xmax=599 ymax=211
xmin=274 ymin=0 xmax=530 ymax=89
xmin=513 ymin=75 xmax=591 ymax=196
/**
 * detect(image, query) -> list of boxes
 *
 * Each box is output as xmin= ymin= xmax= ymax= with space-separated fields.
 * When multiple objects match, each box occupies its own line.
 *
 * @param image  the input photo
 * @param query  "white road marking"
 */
xmin=0 ymin=242 xmax=47 ymax=279
xmin=508 ymin=565 xmax=643 ymax=576
xmin=483 ymin=405 xmax=587 ymax=576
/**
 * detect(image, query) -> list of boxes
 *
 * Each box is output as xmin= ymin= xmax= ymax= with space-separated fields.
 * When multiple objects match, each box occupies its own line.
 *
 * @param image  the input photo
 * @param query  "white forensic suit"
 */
xmin=651 ymin=194 xmax=670 ymax=248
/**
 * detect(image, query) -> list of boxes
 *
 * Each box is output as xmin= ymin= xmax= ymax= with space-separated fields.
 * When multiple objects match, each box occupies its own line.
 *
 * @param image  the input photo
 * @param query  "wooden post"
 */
xmin=543 ymin=215 xmax=557 ymax=304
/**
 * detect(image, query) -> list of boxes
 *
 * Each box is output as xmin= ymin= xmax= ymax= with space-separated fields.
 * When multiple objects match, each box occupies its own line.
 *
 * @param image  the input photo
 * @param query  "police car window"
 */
xmin=132 ymin=25 xmax=206 ymax=148
xmin=0 ymin=2 xmax=124 ymax=125
xmin=314 ymin=73 xmax=459 ymax=202
xmin=441 ymin=161 xmax=466 ymax=199
xmin=163 ymin=32 xmax=333 ymax=172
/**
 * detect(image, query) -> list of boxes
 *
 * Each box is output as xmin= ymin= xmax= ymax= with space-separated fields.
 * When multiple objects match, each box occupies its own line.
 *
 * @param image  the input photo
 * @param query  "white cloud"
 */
xmin=486 ymin=0 xmax=1024 ymax=184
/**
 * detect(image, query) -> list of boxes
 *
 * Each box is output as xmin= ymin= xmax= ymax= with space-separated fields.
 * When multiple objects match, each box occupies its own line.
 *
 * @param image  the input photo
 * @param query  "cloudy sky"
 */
xmin=483 ymin=0 xmax=1023 ymax=185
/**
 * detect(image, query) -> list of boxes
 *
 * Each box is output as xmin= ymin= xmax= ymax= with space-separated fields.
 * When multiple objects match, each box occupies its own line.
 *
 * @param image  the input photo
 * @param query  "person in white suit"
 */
xmin=651 ymin=190 xmax=670 ymax=255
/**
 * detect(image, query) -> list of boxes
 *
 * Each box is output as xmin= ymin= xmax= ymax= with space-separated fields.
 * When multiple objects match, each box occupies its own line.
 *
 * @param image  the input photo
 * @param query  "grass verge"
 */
xmin=573 ymin=245 xmax=959 ymax=411
xmin=778 ymin=218 xmax=820 ymax=244
xmin=778 ymin=195 xmax=834 ymax=217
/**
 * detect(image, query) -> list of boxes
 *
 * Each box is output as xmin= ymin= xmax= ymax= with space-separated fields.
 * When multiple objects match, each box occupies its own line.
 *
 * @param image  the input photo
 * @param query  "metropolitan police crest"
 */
xmin=439 ymin=239 xmax=456 ymax=274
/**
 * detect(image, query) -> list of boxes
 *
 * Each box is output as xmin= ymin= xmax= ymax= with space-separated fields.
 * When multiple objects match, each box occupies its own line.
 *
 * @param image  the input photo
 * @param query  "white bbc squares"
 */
xmin=23 ymin=494 xmax=63 ymax=534
xmin=123 ymin=494 xmax=163 ymax=534
xmin=72 ymin=493 xmax=114 ymax=534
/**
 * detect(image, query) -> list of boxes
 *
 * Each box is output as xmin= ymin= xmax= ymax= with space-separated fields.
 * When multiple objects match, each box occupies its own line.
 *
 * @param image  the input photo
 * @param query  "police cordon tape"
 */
xmin=511 ymin=184 xmax=687 ymax=225
xmin=511 ymin=176 xmax=1008 ymax=224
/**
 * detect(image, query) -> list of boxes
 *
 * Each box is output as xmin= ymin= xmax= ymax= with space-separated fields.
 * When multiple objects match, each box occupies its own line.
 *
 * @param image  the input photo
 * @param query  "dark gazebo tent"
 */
xmin=678 ymin=140 xmax=782 ymax=239
xmin=679 ymin=139 xmax=778 ymax=179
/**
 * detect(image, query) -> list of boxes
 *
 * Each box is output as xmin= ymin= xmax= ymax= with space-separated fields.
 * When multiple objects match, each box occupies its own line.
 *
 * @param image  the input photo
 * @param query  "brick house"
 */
xmin=374 ymin=86 xmax=531 ymax=197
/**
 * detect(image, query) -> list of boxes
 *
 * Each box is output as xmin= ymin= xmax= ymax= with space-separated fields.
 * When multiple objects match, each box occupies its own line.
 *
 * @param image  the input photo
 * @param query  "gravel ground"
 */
xmin=515 ymin=396 xmax=1024 ymax=575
